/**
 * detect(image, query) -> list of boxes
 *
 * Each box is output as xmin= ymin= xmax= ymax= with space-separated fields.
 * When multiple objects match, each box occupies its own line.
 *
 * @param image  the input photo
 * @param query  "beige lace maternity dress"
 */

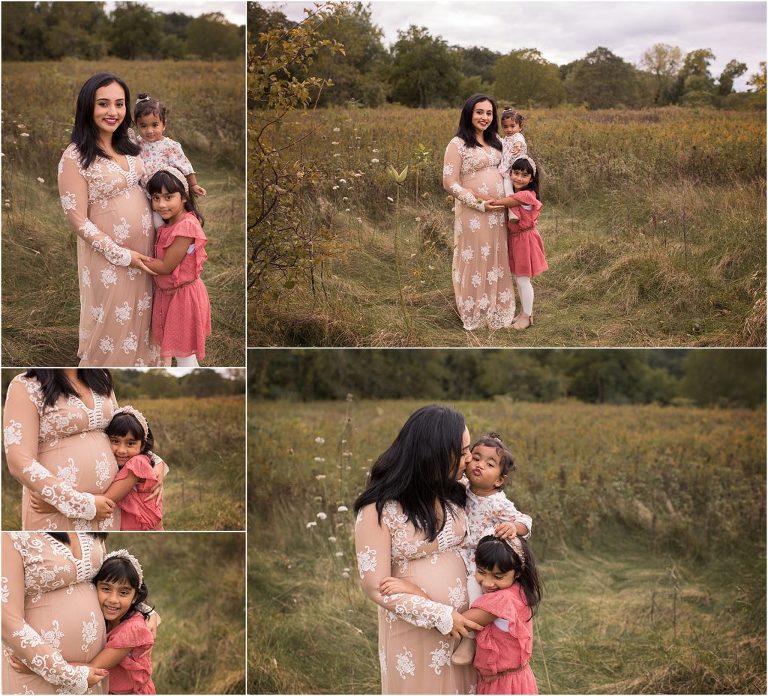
xmin=355 ymin=501 xmax=475 ymax=694
xmin=3 ymin=373 xmax=121 ymax=531
xmin=58 ymin=144 xmax=161 ymax=366
xmin=443 ymin=137 xmax=517 ymax=330
xmin=2 ymin=532 xmax=108 ymax=694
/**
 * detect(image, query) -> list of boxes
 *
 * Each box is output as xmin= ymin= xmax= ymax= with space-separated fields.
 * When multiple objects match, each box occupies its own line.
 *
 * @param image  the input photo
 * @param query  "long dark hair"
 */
xmin=146 ymin=170 xmax=204 ymax=227
xmin=510 ymin=157 xmax=540 ymax=201
xmin=93 ymin=555 xmax=151 ymax=622
xmin=71 ymin=72 xmax=140 ymax=169
xmin=456 ymin=94 xmax=502 ymax=151
xmin=105 ymin=411 xmax=155 ymax=458
xmin=475 ymin=535 xmax=543 ymax=619
xmin=25 ymin=370 xmax=113 ymax=408
xmin=354 ymin=405 xmax=467 ymax=541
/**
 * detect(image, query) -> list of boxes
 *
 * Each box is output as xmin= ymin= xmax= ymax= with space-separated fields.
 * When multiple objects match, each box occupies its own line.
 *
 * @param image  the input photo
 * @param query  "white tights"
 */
xmin=515 ymin=276 xmax=534 ymax=316
xmin=167 ymin=354 xmax=200 ymax=367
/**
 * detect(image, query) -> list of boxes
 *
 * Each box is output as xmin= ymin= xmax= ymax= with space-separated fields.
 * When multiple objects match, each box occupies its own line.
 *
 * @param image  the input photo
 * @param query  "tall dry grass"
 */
xmin=247 ymin=398 xmax=766 ymax=693
xmin=249 ymin=106 xmax=765 ymax=346
xmin=1 ymin=60 xmax=245 ymax=366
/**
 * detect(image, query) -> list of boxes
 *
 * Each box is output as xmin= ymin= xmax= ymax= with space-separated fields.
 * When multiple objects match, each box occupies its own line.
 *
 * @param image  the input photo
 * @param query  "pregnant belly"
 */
xmin=38 ymin=431 xmax=117 ymax=494
xmin=396 ymin=550 xmax=469 ymax=610
xmin=25 ymin=583 xmax=106 ymax=662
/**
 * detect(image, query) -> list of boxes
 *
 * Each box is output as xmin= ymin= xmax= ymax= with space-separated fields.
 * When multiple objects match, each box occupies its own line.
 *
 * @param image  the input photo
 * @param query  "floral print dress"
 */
xmin=1 ymin=532 xmax=108 ymax=695
xmin=443 ymin=137 xmax=517 ymax=331
xmin=355 ymin=501 xmax=476 ymax=694
xmin=3 ymin=374 xmax=120 ymax=531
xmin=58 ymin=144 xmax=161 ymax=366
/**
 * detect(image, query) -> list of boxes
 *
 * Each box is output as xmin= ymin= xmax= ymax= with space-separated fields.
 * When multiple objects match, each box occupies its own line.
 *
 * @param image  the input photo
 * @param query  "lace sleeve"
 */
xmin=1 ymin=534 xmax=91 ymax=693
xmin=3 ymin=377 xmax=97 ymax=521
xmin=354 ymin=504 xmax=454 ymax=634
xmin=443 ymin=139 xmax=485 ymax=212
xmin=58 ymin=147 xmax=131 ymax=267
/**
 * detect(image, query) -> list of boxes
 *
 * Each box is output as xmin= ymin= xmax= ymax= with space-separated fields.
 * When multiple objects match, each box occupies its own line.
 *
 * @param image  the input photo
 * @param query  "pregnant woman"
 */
xmin=3 ymin=369 xmax=162 ymax=531
xmin=58 ymin=72 xmax=161 ymax=366
xmin=2 ymin=532 xmax=110 ymax=694
xmin=354 ymin=405 xmax=481 ymax=693
xmin=443 ymin=94 xmax=517 ymax=331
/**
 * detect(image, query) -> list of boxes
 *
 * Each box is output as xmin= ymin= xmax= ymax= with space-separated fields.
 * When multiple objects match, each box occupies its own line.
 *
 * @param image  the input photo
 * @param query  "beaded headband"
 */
xmin=159 ymin=166 xmax=189 ymax=195
xmin=511 ymin=155 xmax=536 ymax=177
xmin=103 ymin=549 xmax=144 ymax=585
xmin=112 ymin=405 xmax=149 ymax=439
xmin=480 ymin=527 xmax=526 ymax=568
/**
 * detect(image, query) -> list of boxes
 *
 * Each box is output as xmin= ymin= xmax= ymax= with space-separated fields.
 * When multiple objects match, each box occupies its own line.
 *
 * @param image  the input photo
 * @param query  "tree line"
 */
xmin=249 ymin=349 xmax=765 ymax=408
xmin=249 ymin=1 xmax=766 ymax=110
xmin=2 ymin=2 xmax=243 ymax=61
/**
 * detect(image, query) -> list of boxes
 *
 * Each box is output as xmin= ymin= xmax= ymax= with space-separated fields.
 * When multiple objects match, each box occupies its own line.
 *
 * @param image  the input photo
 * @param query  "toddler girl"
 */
xmin=144 ymin=168 xmax=211 ymax=367
xmin=489 ymin=156 xmax=547 ymax=330
xmin=104 ymin=406 xmax=164 ymax=530
xmin=498 ymin=109 xmax=528 ymax=220
xmin=93 ymin=550 xmax=156 ymax=694
xmin=134 ymin=94 xmax=206 ymax=198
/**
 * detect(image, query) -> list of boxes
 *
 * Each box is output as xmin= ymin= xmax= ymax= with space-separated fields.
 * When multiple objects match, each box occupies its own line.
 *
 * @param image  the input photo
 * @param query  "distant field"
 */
xmin=248 ymin=398 xmax=766 ymax=693
xmin=109 ymin=532 xmax=245 ymax=694
xmin=2 ymin=396 xmax=245 ymax=531
xmin=1 ymin=60 xmax=245 ymax=366
xmin=249 ymin=106 xmax=766 ymax=347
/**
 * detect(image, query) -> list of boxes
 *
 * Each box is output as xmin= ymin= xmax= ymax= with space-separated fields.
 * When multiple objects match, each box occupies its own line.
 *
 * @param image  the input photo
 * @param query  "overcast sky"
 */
xmin=105 ymin=1 xmax=246 ymax=25
xmin=265 ymin=0 xmax=766 ymax=90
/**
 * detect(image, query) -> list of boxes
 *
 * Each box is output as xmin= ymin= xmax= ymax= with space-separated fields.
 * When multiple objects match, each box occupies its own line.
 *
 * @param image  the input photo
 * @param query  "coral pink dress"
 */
xmin=105 ymin=612 xmax=156 ymax=694
xmin=473 ymin=583 xmax=537 ymax=695
xmin=113 ymin=454 xmax=163 ymax=530
xmin=507 ymin=190 xmax=548 ymax=278
xmin=151 ymin=211 xmax=211 ymax=359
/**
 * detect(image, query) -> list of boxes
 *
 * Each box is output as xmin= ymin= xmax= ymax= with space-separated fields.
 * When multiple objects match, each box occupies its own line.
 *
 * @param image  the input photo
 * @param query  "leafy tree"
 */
xmin=681 ymin=351 xmax=765 ymax=407
xmin=670 ymin=48 xmax=715 ymax=103
xmin=108 ymin=2 xmax=164 ymax=59
xmin=747 ymin=61 xmax=766 ymax=94
xmin=717 ymin=59 xmax=748 ymax=95
xmin=493 ymin=48 xmax=565 ymax=108
xmin=389 ymin=26 xmax=462 ymax=108
xmin=185 ymin=12 xmax=243 ymax=60
xmin=640 ymin=43 xmax=683 ymax=105
xmin=1 ymin=2 xmax=49 ymax=60
xmin=564 ymin=47 xmax=641 ymax=108
xmin=307 ymin=2 xmax=389 ymax=106
xmin=458 ymin=46 xmax=502 ymax=85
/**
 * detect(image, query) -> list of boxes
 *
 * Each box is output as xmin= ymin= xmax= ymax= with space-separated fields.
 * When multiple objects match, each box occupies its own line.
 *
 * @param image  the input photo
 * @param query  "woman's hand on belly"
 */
xmin=380 ymin=576 xmax=429 ymax=599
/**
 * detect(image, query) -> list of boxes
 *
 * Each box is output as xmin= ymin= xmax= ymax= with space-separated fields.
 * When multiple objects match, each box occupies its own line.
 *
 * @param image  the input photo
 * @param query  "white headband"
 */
xmin=112 ymin=405 xmax=149 ymax=439
xmin=511 ymin=154 xmax=537 ymax=177
xmin=160 ymin=166 xmax=189 ymax=195
xmin=481 ymin=527 xmax=526 ymax=568
xmin=103 ymin=549 xmax=144 ymax=584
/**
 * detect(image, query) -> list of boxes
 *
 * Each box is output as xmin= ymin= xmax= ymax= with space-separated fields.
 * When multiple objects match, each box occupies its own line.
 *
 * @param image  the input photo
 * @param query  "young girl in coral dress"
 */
xmin=104 ymin=407 xmax=164 ymax=530
xmin=490 ymin=155 xmax=548 ymax=331
xmin=144 ymin=168 xmax=211 ymax=367
xmin=93 ymin=550 xmax=157 ymax=694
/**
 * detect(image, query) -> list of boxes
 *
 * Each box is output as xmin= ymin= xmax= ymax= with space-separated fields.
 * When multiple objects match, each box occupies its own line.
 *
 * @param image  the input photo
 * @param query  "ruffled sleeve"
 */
xmin=511 ymin=190 xmax=542 ymax=231
xmin=473 ymin=584 xmax=533 ymax=671
xmin=157 ymin=213 xmax=208 ymax=277
xmin=443 ymin=138 xmax=486 ymax=212
xmin=58 ymin=145 xmax=132 ymax=267
xmin=166 ymin=139 xmax=194 ymax=175
xmin=3 ymin=376 xmax=97 ymax=521
xmin=1 ymin=534 xmax=91 ymax=694
xmin=354 ymin=503 xmax=455 ymax=634
xmin=106 ymin=613 xmax=154 ymax=651
xmin=113 ymin=454 xmax=157 ymax=483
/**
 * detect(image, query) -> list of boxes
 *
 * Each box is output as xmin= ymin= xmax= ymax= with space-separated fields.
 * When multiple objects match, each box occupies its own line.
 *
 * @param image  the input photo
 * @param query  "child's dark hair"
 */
xmin=501 ymin=108 xmax=524 ymax=128
xmin=471 ymin=432 xmax=515 ymax=487
xmin=510 ymin=157 xmax=540 ymax=201
xmin=475 ymin=535 xmax=542 ymax=618
xmin=134 ymin=93 xmax=168 ymax=124
xmin=105 ymin=412 xmax=155 ymax=458
xmin=93 ymin=555 xmax=151 ymax=621
xmin=146 ymin=170 xmax=204 ymax=226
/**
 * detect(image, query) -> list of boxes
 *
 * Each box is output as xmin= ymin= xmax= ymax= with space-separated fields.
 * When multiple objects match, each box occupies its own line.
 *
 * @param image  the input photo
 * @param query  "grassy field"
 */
xmin=1 ymin=60 xmax=245 ymax=366
xmin=247 ymin=398 xmax=765 ymax=693
xmin=2 ymin=395 xmax=245 ymax=531
xmin=108 ymin=532 xmax=245 ymax=694
xmin=249 ymin=106 xmax=765 ymax=347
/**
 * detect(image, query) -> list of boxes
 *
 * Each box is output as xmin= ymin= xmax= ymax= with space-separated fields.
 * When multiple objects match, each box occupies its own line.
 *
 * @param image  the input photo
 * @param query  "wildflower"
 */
xmin=345 ymin=208 xmax=350 ymax=212
xmin=17 ymin=124 xmax=25 ymax=128
xmin=372 ymin=148 xmax=379 ymax=153
xmin=333 ymin=153 xmax=341 ymax=158
xmin=338 ymin=505 xmax=349 ymax=513
xmin=328 ymin=536 xmax=337 ymax=542
xmin=36 ymin=177 xmax=45 ymax=184
xmin=341 ymin=439 xmax=347 ymax=444
xmin=342 ymin=451 xmax=352 ymax=458
xmin=20 ymin=133 xmax=29 ymax=138
xmin=341 ymin=571 xmax=350 ymax=578
xmin=346 ymin=393 xmax=354 ymax=402
xmin=3 ymin=203 xmax=9 ymax=208
xmin=306 ymin=521 xmax=317 ymax=528
xmin=315 ymin=437 xmax=325 ymax=444
xmin=314 ymin=457 xmax=325 ymax=463
xmin=333 ymin=127 xmax=340 ymax=132
xmin=371 ymin=158 xmax=379 ymax=164
xmin=356 ymin=217 xmax=362 ymax=223
xmin=415 ymin=217 xmax=421 ymax=222
xmin=353 ymin=172 xmax=362 ymax=177
xmin=335 ymin=551 xmax=344 ymax=557
xmin=428 ymin=265 xmax=435 ymax=270
xmin=315 ymin=474 xmax=326 ymax=480
xmin=342 ymin=197 xmax=349 ymax=201
xmin=387 ymin=196 xmax=394 ymax=202
xmin=331 ymin=141 xmax=339 ymax=145
xmin=296 ymin=171 xmax=305 ymax=179
xmin=338 ymin=178 xmax=347 ymax=184
xmin=332 ymin=185 xmax=339 ymax=190
xmin=317 ymin=512 xmax=328 ymax=520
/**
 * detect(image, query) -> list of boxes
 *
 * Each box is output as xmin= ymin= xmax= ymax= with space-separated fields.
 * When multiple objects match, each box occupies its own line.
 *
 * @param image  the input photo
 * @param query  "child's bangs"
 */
xmin=94 ymin=557 xmax=140 ymax=589
xmin=147 ymin=170 xmax=185 ymax=196
xmin=511 ymin=159 xmax=534 ymax=175
xmin=475 ymin=535 xmax=517 ymax=573
xmin=105 ymin=412 xmax=144 ymax=440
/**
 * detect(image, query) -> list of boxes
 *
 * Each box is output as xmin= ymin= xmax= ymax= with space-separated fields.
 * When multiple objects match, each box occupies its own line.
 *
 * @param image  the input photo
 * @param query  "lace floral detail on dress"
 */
xmin=22 ymin=461 xmax=97 ymax=521
xmin=395 ymin=648 xmax=416 ymax=679
xmin=357 ymin=545 xmax=377 ymax=579
xmin=429 ymin=641 xmax=451 ymax=675
xmin=4 ymin=419 xmax=23 ymax=448
xmin=81 ymin=611 xmax=98 ymax=652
